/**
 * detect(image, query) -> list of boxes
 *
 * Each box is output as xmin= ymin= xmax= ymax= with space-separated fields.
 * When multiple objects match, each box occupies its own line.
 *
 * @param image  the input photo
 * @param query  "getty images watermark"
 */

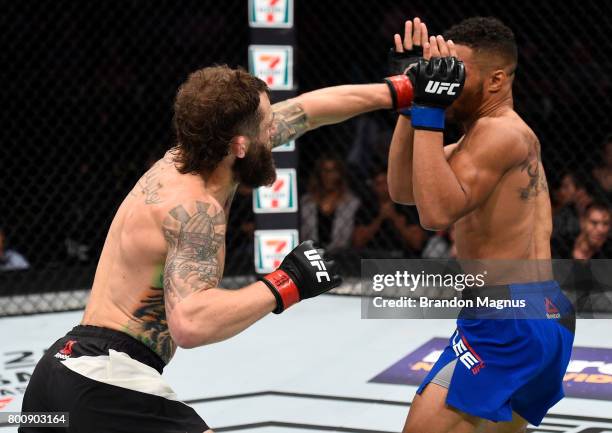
xmin=360 ymin=259 xmax=611 ymax=319
xmin=371 ymin=269 xmax=525 ymax=311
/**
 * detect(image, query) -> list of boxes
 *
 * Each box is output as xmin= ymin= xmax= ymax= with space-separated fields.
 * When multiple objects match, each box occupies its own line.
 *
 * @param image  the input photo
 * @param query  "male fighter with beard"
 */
xmin=386 ymin=17 xmax=574 ymax=433
xmin=20 ymin=65 xmax=414 ymax=432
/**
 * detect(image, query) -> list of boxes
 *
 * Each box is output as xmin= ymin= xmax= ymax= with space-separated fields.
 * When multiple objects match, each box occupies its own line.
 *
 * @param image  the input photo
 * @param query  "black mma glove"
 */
xmin=260 ymin=240 xmax=342 ymax=314
xmin=410 ymin=56 xmax=465 ymax=131
xmin=384 ymin=45 xmax=423 ymax=115
xmin=389 ymin=45 xmax=423 ymax=75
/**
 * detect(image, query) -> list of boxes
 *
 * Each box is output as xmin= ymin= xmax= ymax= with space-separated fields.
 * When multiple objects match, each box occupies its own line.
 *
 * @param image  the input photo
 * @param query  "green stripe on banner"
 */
xmin=284 ymin=54 xmax=288 ymax=86
xmin=288 ymin=173 xmax=293 ymax=207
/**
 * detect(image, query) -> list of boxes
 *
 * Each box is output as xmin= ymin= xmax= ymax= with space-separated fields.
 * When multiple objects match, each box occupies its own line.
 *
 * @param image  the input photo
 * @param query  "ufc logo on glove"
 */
xmin=260 ymin=240 xmax=341 ymax=313
xmin=424 ymin=81 xmax=461 ymax=95
xmin=304 ymin=250 xmax=331 ymax=282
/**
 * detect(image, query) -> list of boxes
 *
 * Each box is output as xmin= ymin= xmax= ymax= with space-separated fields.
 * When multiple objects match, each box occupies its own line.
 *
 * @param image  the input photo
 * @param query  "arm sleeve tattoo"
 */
xmin=270 ymin=101 xmax=310 ymax=148
xmin=162 ymin=201 xmax=226 ymax=311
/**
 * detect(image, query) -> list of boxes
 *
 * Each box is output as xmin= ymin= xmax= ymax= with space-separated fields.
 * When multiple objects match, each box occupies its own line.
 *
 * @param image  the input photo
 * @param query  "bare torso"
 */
xmin=81 ymin=152 xmax=228 ymax=364
xmin=449 ymin=111 xmax=552 ymax=262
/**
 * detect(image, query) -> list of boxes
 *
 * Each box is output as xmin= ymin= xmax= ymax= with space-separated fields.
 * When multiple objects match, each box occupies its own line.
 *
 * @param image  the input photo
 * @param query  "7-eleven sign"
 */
xmin=248 ymin=45 xmax=293 ymax=90
xmin=249 ymin=0 xmax=293 ymax=28
xmin=255 ymin=229 xmax=299 ymax=273
xmin=253 ymin=168 xmax=297 ymax=213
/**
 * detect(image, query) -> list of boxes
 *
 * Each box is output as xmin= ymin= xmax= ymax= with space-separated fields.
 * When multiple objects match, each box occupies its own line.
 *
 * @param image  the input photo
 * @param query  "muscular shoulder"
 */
xmin=139 ymin=161 xmax=227 ymax=229
xmin=463 ymin=116 xmax=530 ymax=170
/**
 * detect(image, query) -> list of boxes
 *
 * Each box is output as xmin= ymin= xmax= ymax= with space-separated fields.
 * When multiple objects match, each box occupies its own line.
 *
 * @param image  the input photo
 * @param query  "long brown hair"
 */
xmin=172 ymin=65 xmax=269 ymax=175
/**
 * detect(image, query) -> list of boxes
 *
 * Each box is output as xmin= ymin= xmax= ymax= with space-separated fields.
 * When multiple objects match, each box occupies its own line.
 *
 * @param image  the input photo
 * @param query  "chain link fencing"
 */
xmin=2 ymin=0 xmax=612 ymax=315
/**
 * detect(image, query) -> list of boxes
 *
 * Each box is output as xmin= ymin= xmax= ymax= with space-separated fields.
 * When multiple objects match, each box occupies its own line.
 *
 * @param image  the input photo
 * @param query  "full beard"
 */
xmin=232 ymin=139 xmax=277 ymax=188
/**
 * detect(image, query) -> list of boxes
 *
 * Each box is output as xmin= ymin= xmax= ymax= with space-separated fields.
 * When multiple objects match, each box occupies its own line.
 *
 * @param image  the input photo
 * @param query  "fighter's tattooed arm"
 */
xmin=270 ymin=101 xmax=310 ymax=148
xmin=137 ymin=196 xmax=281 ymax=349
xmin=124 ymin=200 xmax=226 ymax=362
xmin=269 ymin=84 xmax=393 ymax=148
xmin=162 ymin=201 xmax=226 ymax=311
xmin=518 ymin=146 xmax=548 ymax=200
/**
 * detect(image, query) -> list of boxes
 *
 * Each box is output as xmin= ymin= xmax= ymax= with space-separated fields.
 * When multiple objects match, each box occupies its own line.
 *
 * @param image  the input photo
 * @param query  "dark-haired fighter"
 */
xmin=20 ymin=66 xmax=415 ymax=433
xmin=387 ymin=17 xmax=574 ymax=433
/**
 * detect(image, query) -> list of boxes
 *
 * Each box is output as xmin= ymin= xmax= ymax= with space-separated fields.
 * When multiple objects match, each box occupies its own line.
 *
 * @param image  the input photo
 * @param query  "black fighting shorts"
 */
xmin=19 ymin=325 xmax=209 ymax=433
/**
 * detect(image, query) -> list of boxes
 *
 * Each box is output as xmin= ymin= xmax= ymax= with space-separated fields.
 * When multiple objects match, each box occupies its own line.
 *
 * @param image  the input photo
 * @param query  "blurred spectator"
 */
xmin=554 ymin=203 xmax=612 ymax=316
xmin=301 ymin=158 xmax=360 ymax=252
xmin=552 ymin=172 xmax=578 ymax=214
xmin=592 ymin=133 xmax=612 ymax=204
xmin=0 ymin=226 xmax=30 ymax=271
xmin=352 ymin=168 xmax=427 ymax=258
xmin=225 ymin=184 xmax=255 ymax=275
xmin=422 ymin=226 xmax=456 ymax=259
xmin=552 ymin=202 xmax=612 ymax=259
xmin=551 ymin=172 xmax=594 ymax=248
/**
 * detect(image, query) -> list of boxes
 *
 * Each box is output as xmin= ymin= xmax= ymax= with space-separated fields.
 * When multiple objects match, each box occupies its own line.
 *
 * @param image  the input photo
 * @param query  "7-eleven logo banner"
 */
xmin=255 ymin=229 xmax=299 ymax=273
xmin=249 ymin=45 xmax=293 ymax=90
xmin=249 ymin=0 xmax=293 ymax=28
xmin=253 ymin=168 xmax=297 ymax=213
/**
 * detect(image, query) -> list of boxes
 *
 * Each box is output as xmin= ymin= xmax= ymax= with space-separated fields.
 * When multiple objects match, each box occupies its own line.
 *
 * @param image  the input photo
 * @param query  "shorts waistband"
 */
xmin=67 ymin=325 xmax=166 ymax=374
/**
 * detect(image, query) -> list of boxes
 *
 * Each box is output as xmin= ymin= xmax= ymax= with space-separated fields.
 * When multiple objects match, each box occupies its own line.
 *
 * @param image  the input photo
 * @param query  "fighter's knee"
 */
xmin=204 ymin=429 xmax=214 ymax=433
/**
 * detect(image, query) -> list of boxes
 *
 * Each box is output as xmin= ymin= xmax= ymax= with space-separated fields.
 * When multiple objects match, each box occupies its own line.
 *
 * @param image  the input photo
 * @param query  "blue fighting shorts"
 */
xmin=416 ymin=280 xmax=575 ymax=426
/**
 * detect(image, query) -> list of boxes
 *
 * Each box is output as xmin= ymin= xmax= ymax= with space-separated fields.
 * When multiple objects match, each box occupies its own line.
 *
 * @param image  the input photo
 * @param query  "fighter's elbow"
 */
xmin=172 ymin=331 xmax=197 ymax=350
xmin=167 ymin=304 xmax=216 ymax=349
xmin=388 ymin=185 xmax=415 ymax=205
xmin=418 ymin=210 xmax=453 ymax=231
xmin=167 ymin=313 xmax=195 ymax=349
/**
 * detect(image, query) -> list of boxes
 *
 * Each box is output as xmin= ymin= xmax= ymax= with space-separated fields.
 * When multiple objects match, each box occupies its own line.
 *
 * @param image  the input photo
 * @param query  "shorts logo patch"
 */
xmin=451 ymin=330 xmax=485 ymax=375
xmin=545 ymin=297 xmax=561 ymax=319
xmin=54 ymin=339 xmax=77 ymax=360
